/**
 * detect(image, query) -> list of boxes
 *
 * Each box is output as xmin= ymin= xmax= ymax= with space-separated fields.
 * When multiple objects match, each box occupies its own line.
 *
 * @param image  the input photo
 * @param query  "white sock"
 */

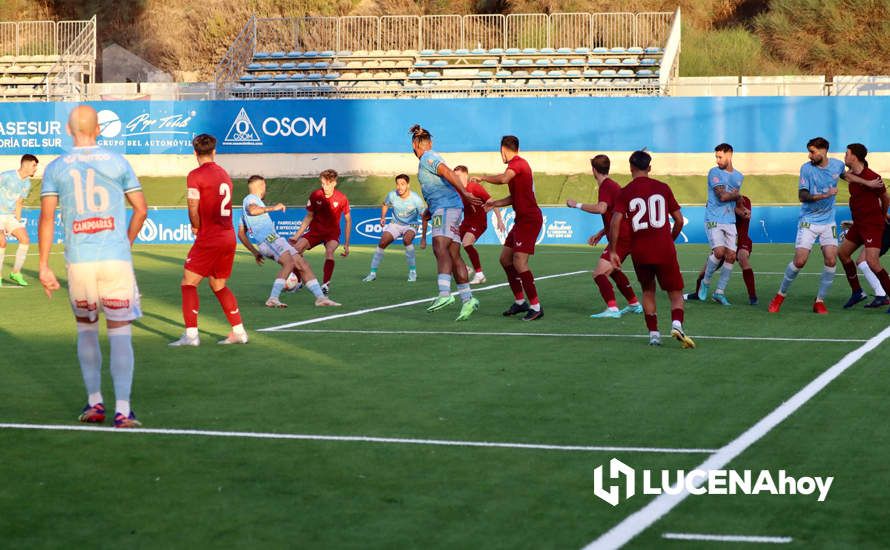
xmin=371 ymin=247 xmax=384 ymax=270
xmin=515 ymin=299 xmax=525 ymax=306
xmin=108 ymin=325 xmax=134 ymax=412
xmin=77 ymin=323 xmax=102 ymax=400
xmin=405 ymin=245 xmax=416 ymax=270
xmin=672 ymin=320 xmax=682 ymax=331
xmin=437 ymin=274 xmax=452 ymax=297
xmin=232 ymin=323 xmax=247 ymax=336
xmin=702 ymin=253 xmax=721 ymax=284
xmin=529 ymin=303 xmax=541 ymax=311
xmin=116 ymin=400 xmax=131 ymax=418
xmin=649 ymin=330 xmax=660 ymax=338
xmin=306 ymin=278 xmax=324 ymax=299
xmin=457 ymin=283 xmax=472 ymax=302
xmin=607 ymin=306 xmax=619 ymax=312
xmin=715 ymin=263 xmax=734 ymax=293
xmin=270 ymin=278 xmax=285 ymax=300
xmin=859 ymin=261 xmax=885 ymax=296
xmin=88 ymin=392 xmax=103 ymax=407
xmin=185 ymin=327 xmax=199 ymax=339
xmin=13 ymin=243 xmax=28 ymax=272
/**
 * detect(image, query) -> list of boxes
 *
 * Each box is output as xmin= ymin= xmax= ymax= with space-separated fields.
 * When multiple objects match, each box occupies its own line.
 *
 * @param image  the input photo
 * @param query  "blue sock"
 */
xmin=818 ymin=265 xmax=836 ymax=300
xmin=437 ymin=274 xmax=452 ymax=297
xmin=77 ymin=322 xmax=102 ymax=399
xmin=457 ymin=282 xmax=472 ymax=302
xmin=108 ymin=325 xmax=134 ymax=413
xmin=779 ymin=262 xmax=800 ymax=295
xmin=270 ymin=278 xmax=285 ymax=300
xmin=716 ymin=263 xmax=734 ymax=293
xmin=405 ymin=245 xmax=416 ymax=270
xmin=305 ymin=279 xmax=324 ymax=299
xmin=702 ymin=254 xmax=721 ymax=284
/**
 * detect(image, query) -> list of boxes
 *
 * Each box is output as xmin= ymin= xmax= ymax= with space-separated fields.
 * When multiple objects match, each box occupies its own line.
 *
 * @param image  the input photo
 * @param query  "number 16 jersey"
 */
xmin=613 ymin=176 xmax=682 ymax=265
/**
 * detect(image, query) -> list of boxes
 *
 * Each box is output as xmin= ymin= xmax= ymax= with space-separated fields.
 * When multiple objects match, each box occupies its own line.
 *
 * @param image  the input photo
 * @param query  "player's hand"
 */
xmin=463 ymin=192 xmax=483 ymax=206
xmin=483 ymin=198 xmax=496 ymax=212
xmin=827 ymin=187 xmax=838 ymax=197
xmin=254 ymin=253 xmax=264 ymax=265
xmin=380 ymin=218 xmax=386 ymax=227
xmin=39 ymin=266 xmax=60 ymax=299
xmin=566 ymin=199 xmax=578 ymax=208
xmin=497 ymin=220 xmax=506 ymax=233
xmin=341 ymin=244 xmax=350 ymax=257
xmin=588 ymin=234 xmax=601 ymax=246
xmin=288 ymin=235 xmax=299 ymax=245
xmin=420 ymin=239 xmax=427 ymax=250
xmin=191 ymin=225 xmax=198 ymax=236
xmin=609 ymin=251 xmax=622 ymax=269
xmin=273 ymin=203 xmax=286 ymax=212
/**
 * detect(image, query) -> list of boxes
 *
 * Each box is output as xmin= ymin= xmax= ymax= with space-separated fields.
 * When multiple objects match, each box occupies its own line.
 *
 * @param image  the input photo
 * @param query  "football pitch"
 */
xmin=2 ymin=243 xmax=889 ymax=549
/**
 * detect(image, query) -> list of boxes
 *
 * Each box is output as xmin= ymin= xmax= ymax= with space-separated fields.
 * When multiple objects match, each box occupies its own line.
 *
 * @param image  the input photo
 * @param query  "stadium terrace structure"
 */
xmin=215 ymin=11 xmax=681 ymax=99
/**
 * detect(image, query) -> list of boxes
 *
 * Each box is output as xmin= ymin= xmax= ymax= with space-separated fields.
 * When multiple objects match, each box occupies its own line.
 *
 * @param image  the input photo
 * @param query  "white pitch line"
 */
xmin=583 ymin=324 xmax=890 ymax=550
xmin=662 ymin=533 xmax=792 ymax=544
xmin=257 ymin=270 xmax=588 ymax=332
xmin=0 ymin=423 xmax=717 ymax=454
xmin=272 ymin=328 xmax=866 ymax=344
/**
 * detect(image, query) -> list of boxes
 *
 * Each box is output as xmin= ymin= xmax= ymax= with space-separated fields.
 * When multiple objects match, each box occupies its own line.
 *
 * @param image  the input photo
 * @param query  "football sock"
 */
xmin=859 ymin=261 xmax=886 ymax=297
xmin=181 ymin=284 xmax=199 ymax=329
xmin=306 ymin=278 xmax=324 ymax=299
xmin=702 ymin=253 xmax=721 ymax=284
xmin=645 ymin=313 xmax=658 ymax=332
xmin=742 ymin=267 xmax=757 ymax=298
xmin=610 ymin=269 xmax=638 ymax=304
xmin=594 ymin=273 xmax=617 ymax=308
xmin=405 ymin=245 xmax=416 ymax=270
xmin=518 ymin=270 xmax=539 ymax=307
xmin=457 ymin=283 xmax=472 ymax=303
xmin=12 ymin=243 xmax=28 ymax=272
xmin=77 ymin=322 xmax=102 ymax=398
xmin=715 ymin=263 xmax=734 ymax=293
xmin=270 ymin=278 xmax=285 ymax=300
xmin=88 ymin=392 xmax=103 ymax=407
xmin=817 ymin=265 xmax=836 ymax=301
xmin=437 ymin=273 xmax=452 ymax=297
xmin=842 ymin=260 xmax=862 ymax=293
xmin=371 ymin=247 xmax=384 ymax=271
xmin=213 ymin=287 xmax=243 ymax=328
xmin=694 ymin=272 xmax=704 ymax=294
xmin=323 ymin=259 xmax=335 ymax=284
xmin=779 ymin=262 xmax=800 ymax=295
xmin=671 ymin=308 xmax=684 ymax=325
xmin=874 ymin=268 xmax=890 ymax=297
xmin=465 ymin=245 xmax=482 ymax=271
xmin=108 ymin=325 xmax=134 ymax=408
xmin=503 ymin=264 xmax=525 ymax=301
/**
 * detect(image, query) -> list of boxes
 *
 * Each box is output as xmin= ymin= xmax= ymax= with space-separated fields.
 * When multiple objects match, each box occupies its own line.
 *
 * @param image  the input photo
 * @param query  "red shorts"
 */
xmin=844 ymin=222 xmax=884 ymax=249
xmin=601 ymin=238 xmax=632 ymax=264
xmin=460 ymin=220 xmax=487 ymax=241
xmin=301 ymin=230 xmax=339 ymax=250
xmin=504 ymin=217 xmax=543 ymax=255
xmin=186 ymin=238 xmax=236 ymax=279
xmin=632 ymin=255 xmax=685 ymax=292
xmin=737 ymin=235 xmax=753 ymax=254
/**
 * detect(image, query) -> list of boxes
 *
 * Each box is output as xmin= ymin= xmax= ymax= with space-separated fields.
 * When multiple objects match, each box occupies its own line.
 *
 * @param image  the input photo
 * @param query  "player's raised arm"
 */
xmin=845 ymin=170 xmax=885 ymax=189
xmin=484 ymin=195 xmax=512 ymax=211
xmin=437 ymin=162 xmax=481 ymax=205
xmin=479 ymin=167 xmax=517 ymax=186
xmin=125 ymin=190 xmax=148 ymax=246
xmin=566 ymin=198 xmax=608 ymax=214
xmin=37 ymin=194 xmax=60 ymax=298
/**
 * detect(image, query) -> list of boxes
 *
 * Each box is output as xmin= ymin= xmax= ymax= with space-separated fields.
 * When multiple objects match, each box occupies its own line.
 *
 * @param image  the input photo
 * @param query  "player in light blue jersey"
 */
xmin=237 ymin=175 xmax=339 ymax=308
xmin=0 ymin=154 xmax=38 ymax=286
xmin=38 ymin=105 xmax=148 ymax=428
xmin=410 ymin=124 xmax=480 ymax=321
xmin=363 ymin=174 xmax=426 ymax=283
xmin=697 ymin=143 xmax=743 ymax=305
xmin=769 ymin=137 xmax=844 ymax=314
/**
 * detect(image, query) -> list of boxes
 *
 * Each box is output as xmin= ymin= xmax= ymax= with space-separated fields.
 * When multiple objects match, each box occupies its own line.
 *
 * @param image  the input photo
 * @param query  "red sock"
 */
xmin=609 ymin=269 xmax=638 ymax=304
xmin=213 ymin=286 xmax=242 ymax=327
xmin=695 ymin=273 xmax=704 ymax=294
xmin=875 ymin=269 xmax=890 ymax=296
xmin=594 ymin=274 xmax=617 ymax=308
xmin=181 ymin=285 xmax=199 ymax=328
xmin=518 ymin=270 xmax=539 ymax=306
xmin=503 ymin=264 xmax=525 ymax=301
xmin=671 ymin=308 xmax=684 ymax=324
xmin=465 ymin=245 xmax=482 ymax=271
xmin=742 ymin=267 xmax=757 ymax=298
xmin=645 ymin=313 xmax=658 ymax=331
xmin=323 ymin=259 xmax=335 ymax=285
xmin=842 ymin=260 xmax=862 ymax=293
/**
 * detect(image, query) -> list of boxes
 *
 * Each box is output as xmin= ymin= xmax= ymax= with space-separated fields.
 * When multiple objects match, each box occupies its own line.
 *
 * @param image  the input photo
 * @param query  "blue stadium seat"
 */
xmin=583 ymin=69 xmax=599 ymax=77
xmin=455 ymin=48 xmax=470 ymax=55
xmin=257 ymin=74 xmax=273 ymax=81
xmin=476 ymin=70 xmax=493 ymax=78
xmin=569 ymin=58 xmax=585 ymax=66
xmin=636 ymin=69 xmax=654 ymax=77
xmin=645 ymin=47 xmax=662 ymax=54
xmin=324 ymin=72 xmax=340 ymax=80
xmin=540 ymin=47 xmax=555 ymax=54
xmin=320 ymin=50 xmax=335 ymax=57
xmin=627 ymin=47 xmax=644 ymax=55
xmin=297 ymin=62 xmax=312 ymax=69
xmin=609 ymin=47 xmax=626 ymax=54
xmin=424 ymin=71 xmax=441 ymax=78
xmin=589 ymin=58 xmax=604 ymax=65
xmin=530 ymin=70 xmax=546 ymax=77
xmin=547 ymin=70 xmax=564 ymax=77
xmin=512 ymin=70 xmax=529 ymax=77
xmin=471 ymin=48 xmax=487 ymax=55
xmin=592 ymin=47 xmax=608 ymax=54
xmin=505 ymin=48 xmax=521 ymax=55
xmin=307 ymin=72 xmax=323 ymax=80
xmin=438 ymin=49 xmax=454 ymax=56
xmin=556 ymin=47 xmax=572 ymax=54
xmin=566 ymin=69 xmax=581 ymax=77
xmin=622 ymin=58 xmax=637 ymax=65
xmin=600 ymin=69 xmax=617 ymax=76
xmin=303 ymin=51 xmax=319 ymax=58
xmin=313 ymin=61 xmax=329 ymax=69
xmin=409 ymin=71 xmax=424 ymax=78
xmin=274 ymin=73 xmax=288 ymax=81
xmin=280 ymin=62 xmax=296 ymax=69
xmin=271 ymin=51 xmax=286 ymax=58
xmin=604 ymin=58 xmax=620 ymax=65
xmin=522 ymin=48 xmax=538 ymax=54
xmin=254 ymin=52 xmax=271 ymax=59
xmin=501 ymin=59 xmax=516 ymax=66
xmin=640 ymin=58 xmax=657 ymax=66
xmin=262 ymin=62 xmax=279 ymax=69
xmin=535 ymin=59 xmax=550 ymax=66
xmin=489 ymin=48 xmax=505 ymax=55
xmin=517 ymin=59 xmax=533 ymax=66
xmin=552 ymin=58 xmax=568 ymax=66
xmin=482 ymin=59 xmax=498 ymax=66
xmin=617 ymin=69 xmax=634 ymax=77
xmin=414 ymin=60 xmax=431 ymax=67
xmin=574 ymin=47 xmax=590 ymax=54
xmin=247 ymin=62 xmax=262 ymax=70
xmin=432 ymin=60 xmax=448 ymax=67
xmin=289 ymin=73 xmax=305 ymax=81
xmin=420 ymin=49 xmax=436 ymax=56
xmin=495 ymin=70 xmax=511 ymax=77
xmin=286 ymin=50 xmax=302 ymax=58
xmin=240 ymin=74 xmax=255 ymax=81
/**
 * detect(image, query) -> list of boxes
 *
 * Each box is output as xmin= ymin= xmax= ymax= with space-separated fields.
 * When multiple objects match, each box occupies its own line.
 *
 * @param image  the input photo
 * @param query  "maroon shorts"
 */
xmin=844 ymin=222 xmax=884 ymax=248
xmin=737 ymin=235 xmax=753 ymax=254
xmin=504 ymin=217 xmax=543 ymax=255
xmin=186 ymin=238 xmax=236 ymax=279
xmin=301 ymin=230 xmax=339 ymax=250
xmin=460 ymin=220 xmax=487 ymax=241
xmin=601 ymin=238 xmax=632 ymax=264
xmin=632 ymin=255 xmax=685 ymax=292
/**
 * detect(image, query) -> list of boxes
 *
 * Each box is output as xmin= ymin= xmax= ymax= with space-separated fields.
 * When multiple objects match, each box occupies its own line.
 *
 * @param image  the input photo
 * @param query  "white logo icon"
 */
xmin=138 ymin=218 xmax=158 ymax=241
xmin=223 ymin=108 xmax=262 ymax=146
xmin=593 ymin=458 xmax=636 ymax=506
xmin=97 ymin=110 xmax=122 ymax=138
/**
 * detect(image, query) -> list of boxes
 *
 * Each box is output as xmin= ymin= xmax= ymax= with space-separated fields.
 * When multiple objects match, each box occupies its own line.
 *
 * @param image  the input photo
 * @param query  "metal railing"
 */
xmin=44 ymin=15 xmax=97 ymax=100
xmin=0 ymin=17 xmax=95 ymax=57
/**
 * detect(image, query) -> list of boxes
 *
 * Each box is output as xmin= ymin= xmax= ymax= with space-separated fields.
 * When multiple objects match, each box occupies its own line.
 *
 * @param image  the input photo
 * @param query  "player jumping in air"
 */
xmin=170 ymin=134 xmax=248 ymax=346
xmin=363 ymin=174 xmax=426 ymax=283
xmin=453 ymin=165 xmax=505 ymax=285
xmin=38 ymin=105 xmax=148 ymax=427
xmin=611 ymin=150 xmax=694 ymax=348
xmin=566 ymin=154 xmax=642 ymax=318
xmin=0 ymin=154 xmax=39 ymax=286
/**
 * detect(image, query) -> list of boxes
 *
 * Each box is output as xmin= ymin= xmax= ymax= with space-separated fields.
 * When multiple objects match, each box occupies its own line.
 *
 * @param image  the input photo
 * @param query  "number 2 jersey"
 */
xmin=41 ymin=145 xmax=142 ymax=264
xmin=613 ymin=176 xmax=681 ymax=264
xmin=187 ymin=161 xmax=235 ymax=246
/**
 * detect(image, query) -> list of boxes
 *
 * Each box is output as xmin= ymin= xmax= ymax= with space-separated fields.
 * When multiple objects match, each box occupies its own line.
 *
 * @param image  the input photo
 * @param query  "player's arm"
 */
xmin=881 ymin=191 xmax=890 ymax=223
xmin=494 ymin=207 xmax=506 ymax=232
xmin=713 ymin=184 xmax=740 ymax=202
xmin=247 ymin=202 xmax=284 ymax=215
xmin=566 ymin=198 xmax=608 ymax=214
xmin=37 ymin=194 xmax=60 ymax=298
xmin=290 ymin=211 xmax=313 ymax=243
xmin=799 ymin=187 xmax=837 ymax=202
xmin=125 ymin=190 xmax=148 ymax=246
xmin=485 ymin=195 xmax=513 ymax=211
xmin=588 ymin=228 xmax=607 ymax=246
xmin=479 ymin=168 xmax=517 ymax=186
xmin=380 ymin=201 xmax=389 ymax=226
xmin=14 ymin=197 xmax=23 ymax=221
xmin=670 ymin=209 xmax=684 ymax=241
xmin=845 ymin=170 xmax=885 ymax=189
xmin=437 ymin=163 xmax=481 ymax=205
xmin=237 ymin=221 xmax=264 ymax=264
xmin=341 ymin=209 xmax=351 ymax=257
xmin=420 ymin=209 xmax=430 ymax=249
xmin=608 ymin=212 xmax=624 ymax=267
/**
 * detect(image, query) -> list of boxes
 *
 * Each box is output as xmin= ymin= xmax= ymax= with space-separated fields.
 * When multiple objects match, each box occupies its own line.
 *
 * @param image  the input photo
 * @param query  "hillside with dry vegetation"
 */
xmin=2 ymin=0 xmax=888 ymax=80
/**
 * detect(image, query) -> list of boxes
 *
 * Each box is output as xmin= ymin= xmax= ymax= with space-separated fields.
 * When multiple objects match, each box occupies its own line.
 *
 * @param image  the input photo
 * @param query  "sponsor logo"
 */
xmin=545 ymin=220 xmax=573 ymax=239
xmin=355 ymin=216 xmax=419 ymax=241
xmin=72 ymin=217 xmax=115 ymax=234
xmin=593 ymin=458 xmax=833 ymax=507
xmin=101 ymin=298 xmax=131 ymax=310
xmin=97 ymin=110 xmax=122 ymax=138
xmin=74 ymin=299 xmax=98 ymax=311
xmin=223 ymin=108 xmax=262 ymax=146
xmin=492 ymin=208 xmax=546 ymax=245
xmin=261 ymin=116 xmax=326 ymax=137
xmin=137 ymin=218 xmax=196 ymax=243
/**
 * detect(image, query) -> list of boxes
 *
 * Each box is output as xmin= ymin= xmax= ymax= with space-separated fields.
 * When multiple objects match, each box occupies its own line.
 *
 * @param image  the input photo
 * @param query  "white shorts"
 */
xmin=795 ymin=222 xmax=838 ymax=250
xmin=430 ymin=208 xmax=462 ymax=243
xmin=383 ymin=222 xmax=418 ymax=240
xmin=66 ymin=260 xmax=142 ymax=322
xmin=0 ymin=214 xmax=25 ymax=235
xmin=705 ymin=222 xmax=737 ymax=251
xmin=257 ymin=235 xmax=297 ymax=262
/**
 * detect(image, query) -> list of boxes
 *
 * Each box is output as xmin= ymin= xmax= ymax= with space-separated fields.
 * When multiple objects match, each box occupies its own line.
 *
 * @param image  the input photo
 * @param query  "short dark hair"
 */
xmin=453 ymin=165 xmax=468 ymax=174
xmin=20 ymin=154 xmax=38 ymax=165
xmin=320 ymin=168 xmax=338 ymax=181
xmin=714 ymin=143 xmax=733 ymax=153
xmin=590 ymin=154 xmax=610 ymax=175
xmin=500 ymin=135 xmax=519 ymax=152
xmin=409 ymin=124 xmax=432 ymax=142
xmin=247 ymin=175 xmax=265 ymax=185
xmin=847 ymin=143 xmax=868 ymax=164
xmin=395 ymin=173 xmax=410 ymax=183
xmin=629 ymin=150 xmax=652 ymax=171
xmin=807 ymin=137 xmax=829 ymax=150
xmin=192 ymin=134 xmax=217 ymax=155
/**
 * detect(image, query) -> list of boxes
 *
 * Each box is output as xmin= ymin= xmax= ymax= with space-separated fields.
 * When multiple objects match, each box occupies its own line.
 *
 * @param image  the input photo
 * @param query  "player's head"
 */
xmin=320 ymin=168 xmax=338 ymax=194
xmin=247 ymin=174 xmax=266 ymax=197
xmin=453 ymin=165 xmax=469 ymax=185
xmin=629 ymin=149 xmax=652 ymax=176
xmin=193 ymin=133 xmax=217 ymax=161
xmin=590 ymin=154 xmax=610 ymax=177
xmin=395 ymin=173 xmax=411 ymax=195
xmin=19 ymin=154 xmax=38 ymax=177
xmin=66 ymin=105 xmax=100 ymax=146
xmin=714 ymin=143 xmax=733 ymax=170
xmin=807 ymin=137 xmax=829 ymax=166
xmin=409 ymin=124 xmax=432 ymax=158
xmin=500 ymin=135 xmax=519 ymax=163
xmin=845 ymin=143 xmax=868 ymax=169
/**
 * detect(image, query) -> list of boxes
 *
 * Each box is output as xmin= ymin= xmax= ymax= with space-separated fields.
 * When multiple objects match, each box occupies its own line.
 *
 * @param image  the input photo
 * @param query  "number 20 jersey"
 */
xmin=613 ymin=176 xmax=682 ymax=264
xmin=41 ymin=145 xmax=142 ymax=264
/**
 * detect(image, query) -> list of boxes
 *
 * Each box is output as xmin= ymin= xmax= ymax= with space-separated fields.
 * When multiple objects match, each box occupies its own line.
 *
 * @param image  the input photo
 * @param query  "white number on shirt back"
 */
xmin=70 ymin=168 xmax=110 ymax=214
xmin=629 ymin=194 xmax=667 ymax=232
xmin=219 ymin=183 xmax=231 ymax=217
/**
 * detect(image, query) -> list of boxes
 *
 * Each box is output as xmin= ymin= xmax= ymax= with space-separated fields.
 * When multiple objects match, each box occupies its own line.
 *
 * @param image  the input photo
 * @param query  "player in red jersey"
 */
xmin=170 ymin=134 xmax=247 ymax=346
xmin=611 ymin=150 xmax=695 ymax=348
xmin=836 ymin=143 xmax=890 ymax=309
xmin=479 ymin=135 xmax=545 ymax=321
xmin=454 ymin=165 xmax=504 ymax=284
xmin=290 ymin=169 xmax=351 ymax=294
xmin=566 ymin=154 xmax=641 ymax=318
xmin=687 ymin=195 xmax=759 ymax=305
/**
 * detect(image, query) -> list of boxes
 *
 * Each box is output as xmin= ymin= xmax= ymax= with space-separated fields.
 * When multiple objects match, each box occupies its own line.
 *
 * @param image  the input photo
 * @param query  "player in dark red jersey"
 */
xmin=170 ymin=134 xmax=247 ymax=346
xmin=611 ymin=150 xmax=695 ymax=348
xmin=454 ymin=165 xmax=504 ymax=284
xmin=566 ymin=154 xmax=641 ymax=318
xmin=290 ymin=169 xmax=351 ymax=294
xmin=479 ymin=135 xmax=545 ymax=321
xmin=836 ymin=143 xmax=890 ymax=309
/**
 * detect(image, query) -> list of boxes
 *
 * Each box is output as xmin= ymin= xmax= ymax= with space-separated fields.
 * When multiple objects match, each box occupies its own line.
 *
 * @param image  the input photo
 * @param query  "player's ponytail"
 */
xmin=409 ymin=124 xmax=431 ymax=142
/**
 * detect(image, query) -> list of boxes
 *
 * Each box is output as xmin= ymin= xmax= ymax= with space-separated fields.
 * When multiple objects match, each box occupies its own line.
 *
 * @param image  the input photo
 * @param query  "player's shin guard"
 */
xmin=518 ymin=270 xmax=539 ymax=307
xmin=305 ymin=279 xmax=324 ymax=299
xmin=77 ymin=322 xmax=102 ymax=397
xmin=108 ymin=325 xmax=134 ymax=416
xmin=437 ymin=273 xmax=452 ymax=296
xmin=644 ymin=313 xmax=658 ymax=332
xmin=371 ymin=247 xmax=384 ymax=271
xmin=457 ymin=282 xmax=472 ymax=302
xmin=779 ymin=262 xmax=800 ymax=295
xmin=817 ymin=265 xmax=836 ymax=301
xmin=702 ymin=254 xmax=721 ymax=284
xmin=671 ymin=308 xmax=684 ymax=326
xmin=405 ymin=245 xmax=416 ymax=270
xmin=323 ymin=259 xmax=335 ymax=285
xmin=270 ymin=278 xmax=285 ymax=300
xmin=742 ymin=267 xmax=757 ymax=298
xmin=503 ymin=264 xmax=525 ymax=301
xmin=213 ymin=287 xmax=243 ymax=328
xmin=842 ymin=260 xmax=862 ymax=292
xmin=609 ymin=269 xmax=638 ymax=304
xmin=594 ymin=274 xmax=617 ymax=308
xmin=465 ymin=245 xmax=482 ymax=272
xmin=12 ymin=243 xmax=28 ymax=272
xmin=859 ymin=261 xmax=886 ymax=296
xmin=716 ymin=263 xmax=734 ymax=293
xmin=181 ymin=285 xmax=199 ymax=329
